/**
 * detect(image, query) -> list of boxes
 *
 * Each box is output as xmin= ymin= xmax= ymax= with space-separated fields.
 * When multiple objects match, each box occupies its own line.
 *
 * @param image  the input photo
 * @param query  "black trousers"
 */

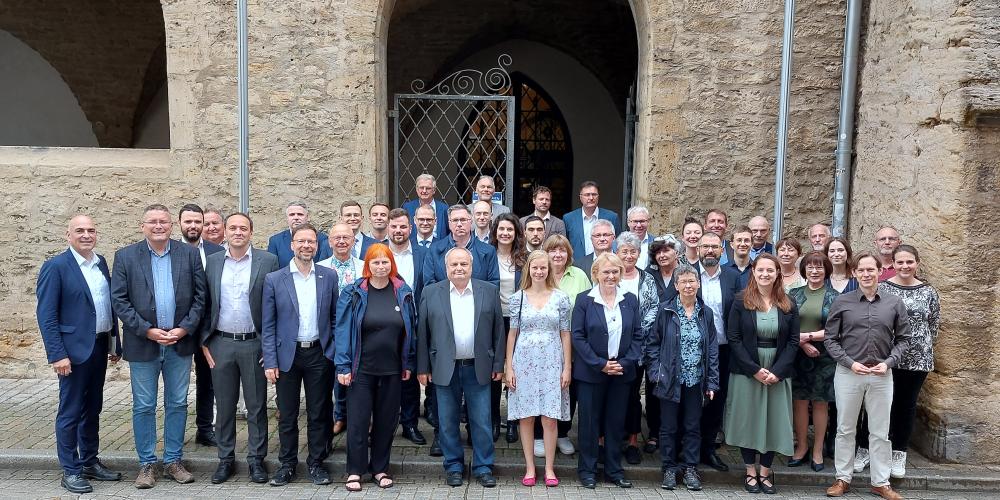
xmin=659 ymin=383 xmax=703 ymax=471
xmin=399 ymin=376 xmax=422 ymax=428
xmin=576 ymin=376 xmax=630 ymax=480
xmin=209 ymin=336 xmax=268 ymax=461
xmin=700 ymin=344 xmax=730 ymax=456
xmin=625 ymin=365 xmax=661 ymax=438
xmin=346 ymin=372 xmax=401 ymax=476
xmin=56 ymin=333 xmax=109 ymax=475
xmin=193 ymin=346 xmax=215 ymax=434
xmin=275 ymin=344 xmax=332 ymax=467
xmin=856 ymin=368 xmax=928 ymax=452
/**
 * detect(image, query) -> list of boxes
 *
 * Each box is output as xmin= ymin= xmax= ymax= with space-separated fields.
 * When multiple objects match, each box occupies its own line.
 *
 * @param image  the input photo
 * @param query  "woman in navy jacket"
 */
xmin=571 ymin=253 xmax=644 ymax=489
xmin=334 ymin=244 xmax=416 ymax=491
xmin=645 ymin=263 xmax=720 ymax=490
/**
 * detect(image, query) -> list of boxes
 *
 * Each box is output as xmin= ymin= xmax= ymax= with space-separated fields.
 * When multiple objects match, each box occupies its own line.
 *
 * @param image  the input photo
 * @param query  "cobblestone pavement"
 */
xmin=0 ymin=468 xmax=995 ymax=500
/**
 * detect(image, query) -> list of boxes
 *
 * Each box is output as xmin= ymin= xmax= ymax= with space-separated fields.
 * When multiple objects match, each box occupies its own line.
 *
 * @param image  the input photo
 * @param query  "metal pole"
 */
xmin=832 ymin=0 xmax=862 ymax=238
xmin=237 ymin=0 xmax=250 ymax=213
xmin=773 ymin=0 xmax=795 ymax=242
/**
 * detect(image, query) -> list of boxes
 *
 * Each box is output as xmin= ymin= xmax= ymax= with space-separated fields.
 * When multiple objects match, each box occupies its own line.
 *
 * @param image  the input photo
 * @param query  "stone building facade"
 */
xmin=0 ymin=0 xmax=996 ymax=463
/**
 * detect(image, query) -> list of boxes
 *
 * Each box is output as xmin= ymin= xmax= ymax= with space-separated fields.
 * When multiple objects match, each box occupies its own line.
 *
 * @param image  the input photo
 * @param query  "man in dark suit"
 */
xmin=267 ymin=201 xmax=331 ymax=267
xmin=178 ymin=203 xmax=225 ymax=447
xmin=200 ymin=212 xmax=279 ymax=484
xmin=410 ymin=203 xmax=441 ymax=248
xmin=563 ymin=181 xmax=621 ymax=259
xmin=36 ymin=215 xmax=123 ymax=494
xmin=403 ymin=173 xmax=450 ymax=239
xmin=422 ymin=205 xmax=499 ymax=287
xmin=110 ymin=204 xmax=207 ymax=489
xmin=748 ymin=215 xmax=775 ymax=261
xmin=573 ymin=219 xmax=616 ymax=277
xmin=692 ymin=231 xmax=743 ymax=472
xmin=261 ymin=223 xmax=339 ymax=487
xmin=417 ymin=248 xmax=505 ymax=488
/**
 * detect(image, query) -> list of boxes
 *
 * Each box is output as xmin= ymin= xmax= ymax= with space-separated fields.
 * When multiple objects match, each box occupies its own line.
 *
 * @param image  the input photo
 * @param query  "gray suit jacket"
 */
xmin=417 ymin=279 xmax=505 ymax=386
xmin=520 ymin=214 xmax=566 ymax=238
xmin=200 ymin=248 xmax=279 ymax=345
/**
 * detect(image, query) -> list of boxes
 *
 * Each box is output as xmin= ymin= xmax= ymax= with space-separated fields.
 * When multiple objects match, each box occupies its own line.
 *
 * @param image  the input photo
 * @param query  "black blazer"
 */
xmin=571 ymin=290 xmax=643 ymax=384
xmin=110 ymin=239 xmax=207 ymax=361
xmin=726 ymin=296 xmax=800 ymax=380
xmin=648 ymin=266 xmax=679 ymax=304
xmin=693 ymin=261 xmax=744 ymax=331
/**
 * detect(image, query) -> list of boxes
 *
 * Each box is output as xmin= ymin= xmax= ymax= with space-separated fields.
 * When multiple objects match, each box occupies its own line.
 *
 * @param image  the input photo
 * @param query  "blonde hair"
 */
xmin=519 ymin=250 xmax=557 ymax=290
xmin=591 ymin=253 xmax=625 ymax=283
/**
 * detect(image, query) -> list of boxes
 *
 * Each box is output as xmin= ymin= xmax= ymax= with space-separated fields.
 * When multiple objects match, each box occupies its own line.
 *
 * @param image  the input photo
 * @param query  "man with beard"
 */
xmin=809 ymin=223 xmax=832 ymax=251
xmin=179 ymin=204 xmax=225 ymax=447
xmin=873 ymin=226 xmax=902 ymax=281
xmin=520 ymin=186 xmax=565 ymax=238
xmin=523 ymin=215 xmax=546 ymax=252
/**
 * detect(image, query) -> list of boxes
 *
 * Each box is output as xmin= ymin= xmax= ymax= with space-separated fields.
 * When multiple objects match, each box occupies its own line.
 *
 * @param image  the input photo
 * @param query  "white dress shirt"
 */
xmin=195 ymin=239 xmax=207 ymax=269
xmin=588 ymin=286 xmax=626 ymax=358
xmin=449 ymin=281 xmax=476 ymax=359
xmin=392 ymin=244 xmax=416 ymax=287
xmin=217 ymin=248 xmax=255 ymax=333
xmin=700 ymin=264 xmax=726 ymax=344
xmin=582 ymin=208 xmax=599 ymax=256
xmin=290 ymin=261 xmax=319 ymax=341
xmin=70 ymin=247 xmax=113 ymax=334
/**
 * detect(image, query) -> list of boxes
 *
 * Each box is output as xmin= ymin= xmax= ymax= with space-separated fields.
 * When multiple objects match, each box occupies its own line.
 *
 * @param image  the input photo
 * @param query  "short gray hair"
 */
xmin=626 ymin=205 xmax=650 ymax=220
xmin=287 ymin=201 xmax=308 ymax=212
xmin=444 ymin=246 xmax=473 ymax=264
xmin=416 ymin=173 xmax=436 ymax=184
xmin=615 ymin=231 xmax=642 ymax=251
xmin=447 ymin=204 xmax=471 ymax=218
xmin=673 ymin=262 xmax=698 ymax=282
xmin=593 ymin=219 xmax=615 ymax=234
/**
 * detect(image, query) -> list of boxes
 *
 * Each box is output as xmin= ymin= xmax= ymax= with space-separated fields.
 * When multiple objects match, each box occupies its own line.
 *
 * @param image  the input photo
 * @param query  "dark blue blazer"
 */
xmin=570 ymin=290 xmax=643 ymax=384
xmin=357 ymin=233 xmax=379 ymax=260
xmin=36 ymin=249 xmax=121 ymax=364
xmin=693 ymin=261 xmax=744 ymax=332
xmin=110 ymin=239 xmax=207 ymax=361
xmin=563 ymin=207 xmax=621 ymax=259
xmin=406 ymin=243 xmax=429 ymax=306
xmin=402 ymin=198 xmax=450 ymax=239
xmin=266 ymin=229 xmax=332 ymax=267
xmin=261 ymin=263 xmax=339 ymax=372
xmin=647 ymin=265 xmax=680 ymax=304
xmin=421 ymin=235 xmax=499 ymax=287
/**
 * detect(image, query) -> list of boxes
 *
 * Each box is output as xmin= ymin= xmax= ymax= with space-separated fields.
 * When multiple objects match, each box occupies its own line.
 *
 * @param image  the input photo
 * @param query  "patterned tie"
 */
xmin=419 ymin=240 xmax=430 ymax=248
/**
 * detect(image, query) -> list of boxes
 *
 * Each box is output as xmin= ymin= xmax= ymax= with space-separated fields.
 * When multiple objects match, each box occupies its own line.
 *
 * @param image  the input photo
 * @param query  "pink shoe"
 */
xmin=545 ymin=476 xmax=559 ymax=487
xmin=522 ymin=475 xmax=536 ymax=487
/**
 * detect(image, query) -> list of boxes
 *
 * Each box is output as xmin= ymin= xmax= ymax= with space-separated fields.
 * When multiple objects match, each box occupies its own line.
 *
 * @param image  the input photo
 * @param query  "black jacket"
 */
xmin=726 ymin=295 xmax=800 ymax=380
xmin=644 ymin=298 xmax=720 ymax=403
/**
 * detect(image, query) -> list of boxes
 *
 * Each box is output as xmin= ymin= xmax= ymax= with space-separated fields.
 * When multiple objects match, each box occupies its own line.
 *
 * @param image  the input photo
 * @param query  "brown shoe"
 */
xmin=164 ymin=461 xmax=195 ymax=484
xmin=871 ymin=485 xmax=903 ymax=500
xmin=825 ymin=479 xmax=850 ymax=497
xmin=134 ymin=463 xmax=157 ymax=489
xmin=333 ymin=420 xmax=346 ymax=435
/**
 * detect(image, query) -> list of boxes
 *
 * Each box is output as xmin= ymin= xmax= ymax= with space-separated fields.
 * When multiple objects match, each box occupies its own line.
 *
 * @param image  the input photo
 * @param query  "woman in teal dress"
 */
xmin=724 ymin=254 xmax=800 ymax=494
xmin=787 ymin=251 xmax=840 ymax=472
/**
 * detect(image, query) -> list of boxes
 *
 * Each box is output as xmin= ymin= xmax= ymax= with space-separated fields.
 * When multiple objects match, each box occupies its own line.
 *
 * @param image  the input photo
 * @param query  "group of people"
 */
xmin=36 ymin=174 xmax=938 ymax=500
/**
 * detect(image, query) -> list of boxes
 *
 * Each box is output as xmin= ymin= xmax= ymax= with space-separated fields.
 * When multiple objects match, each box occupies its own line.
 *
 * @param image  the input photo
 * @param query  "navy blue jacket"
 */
xmin=570 ymin=290 xmax=643 ymax=384
xmin=693 ymin=261 xmax=744 ymax=333
xmin=267 ymin=229 xmax=332 ymax=267
xmin=402 ymin=198 xmax=450 ymax=239
xmin=422 ymin=235 xmax=499 ymax=287
xmin=36 ymin=249 xmax=121 ymax=364
xmin=645 ymin=298 xmax=720 ymax=403
xmin=334 ymin=276 xmax=416 ymax=377
xmin=261 ymin=263 xmax=339 ymax=372
xmin=647 ymin=266 xmax=680 ymax=304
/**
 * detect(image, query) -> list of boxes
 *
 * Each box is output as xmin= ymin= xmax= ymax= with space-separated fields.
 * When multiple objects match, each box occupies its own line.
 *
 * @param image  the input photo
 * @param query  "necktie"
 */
xmin=420 ymin=240 xmax=429 ymax=247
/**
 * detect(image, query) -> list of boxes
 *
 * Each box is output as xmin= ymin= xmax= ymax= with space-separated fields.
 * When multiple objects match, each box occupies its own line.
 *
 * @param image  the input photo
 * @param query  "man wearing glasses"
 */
xmin=422 ymin=205 xmax=499 ymax=288
xmin=564 ymin=181 xmax=621 ymax=260
xmin=873 ymin=227 xmax=902 ymax=281
xmin=411 ymin=204 xmax=440 ymax=249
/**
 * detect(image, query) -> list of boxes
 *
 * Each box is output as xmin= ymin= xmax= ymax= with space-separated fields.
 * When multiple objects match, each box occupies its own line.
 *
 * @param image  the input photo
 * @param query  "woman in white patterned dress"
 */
xmin=505 ymin=250 xmax=572 ymax=487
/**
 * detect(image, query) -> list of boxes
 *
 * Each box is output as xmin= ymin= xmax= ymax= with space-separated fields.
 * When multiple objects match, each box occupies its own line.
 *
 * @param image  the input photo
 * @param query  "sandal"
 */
xmin=373 ymin=472 xmax=394 ymax=489
xmin=345 ymin=475 xmax=362 ymax=492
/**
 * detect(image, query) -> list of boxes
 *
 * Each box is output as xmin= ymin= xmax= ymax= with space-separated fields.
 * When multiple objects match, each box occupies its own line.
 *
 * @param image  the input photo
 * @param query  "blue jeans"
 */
xmin=435 ymin=362 xmax=494 ymax=476
xmin=129 ymin=345 xmax=193 ymax=465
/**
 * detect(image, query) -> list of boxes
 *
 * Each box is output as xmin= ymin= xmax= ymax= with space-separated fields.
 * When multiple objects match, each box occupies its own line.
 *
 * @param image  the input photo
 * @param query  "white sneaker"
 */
xmin=533 ymin=439 xmax=545 ymax=457
xmin=557 ymin=437 xmax=575 ymax=455
xmin=890 ymin=450 xmax=906 ymax=478
xmin=853 ymin=447 xmax=870 ymax=473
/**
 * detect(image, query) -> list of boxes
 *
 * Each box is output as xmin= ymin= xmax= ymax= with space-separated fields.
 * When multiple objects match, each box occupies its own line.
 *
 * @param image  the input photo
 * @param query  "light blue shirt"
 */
xmin=148 ymin=241 xmax=176 ymax=330
xmin=69 ymin=247 xmax=112 ymax=334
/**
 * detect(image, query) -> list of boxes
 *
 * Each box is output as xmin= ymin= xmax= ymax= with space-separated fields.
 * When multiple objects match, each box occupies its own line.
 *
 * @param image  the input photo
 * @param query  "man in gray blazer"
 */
xmin=417 ymin=247 xmax=505 ymax=488
xmin=110 ymin=204 xmax=207 ymax=489
xmin=199 ymin=212 xmax=278 ymax=484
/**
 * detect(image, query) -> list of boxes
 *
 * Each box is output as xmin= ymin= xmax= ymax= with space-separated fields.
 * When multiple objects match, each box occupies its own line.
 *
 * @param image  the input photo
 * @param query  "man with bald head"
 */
xmin=809 ymin=223 xmax=832 ymax=251
xmin=747 ymin=216 xmax=774 ymax=260
xmin=472 ymin=175 xmax=511 ymax=219
xmin=873 ymin=226 xmax=902 ymax=281
xmin=37 ymin=215 xmax=123 ymax=494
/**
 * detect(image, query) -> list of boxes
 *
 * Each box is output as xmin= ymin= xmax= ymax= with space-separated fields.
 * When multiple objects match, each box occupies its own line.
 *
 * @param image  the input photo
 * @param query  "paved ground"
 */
xmin=1 ymin=377 xmax=998 ymax=498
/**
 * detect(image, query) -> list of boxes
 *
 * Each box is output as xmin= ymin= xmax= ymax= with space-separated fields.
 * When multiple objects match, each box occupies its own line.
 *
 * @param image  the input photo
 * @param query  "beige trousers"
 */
xmin=833 ymin=364 xmax=894 ymax=487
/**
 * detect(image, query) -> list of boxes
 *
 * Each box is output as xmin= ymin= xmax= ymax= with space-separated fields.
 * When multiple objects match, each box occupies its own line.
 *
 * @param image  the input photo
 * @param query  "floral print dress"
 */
xmin=506 ymin=289 xmax=572 ymax=421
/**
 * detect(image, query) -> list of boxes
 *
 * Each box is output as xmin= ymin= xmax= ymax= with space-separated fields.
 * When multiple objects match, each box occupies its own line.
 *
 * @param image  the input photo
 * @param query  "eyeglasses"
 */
xmin=415 ymin=218 xmax=435 ymax=223
xmin=580 ymin=193 xmax=599 ymax=198
xmin=292 ymin=239 xmax=317 ymax=245
xmin=700 ymin=244 xmax=722 ymax=250
xmin=450 ymin=218 xmax=471 ymax=224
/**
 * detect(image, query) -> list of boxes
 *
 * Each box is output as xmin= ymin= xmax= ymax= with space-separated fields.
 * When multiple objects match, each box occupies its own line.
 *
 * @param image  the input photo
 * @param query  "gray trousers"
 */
xmin=208 ymin=335 xmax=269 ymax=462
xmin=833 ymin=364 xmax=893 ymax=487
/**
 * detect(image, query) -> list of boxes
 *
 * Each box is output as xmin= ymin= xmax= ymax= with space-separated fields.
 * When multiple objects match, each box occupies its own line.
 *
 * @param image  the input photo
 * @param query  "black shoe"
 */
xmin=402 ymin=425 xmax=427 ymax=445
xmin=446 ymin=471 xmax=463 ymax=487
xmin=703 ymin=452 xmax=729 ymax=472
xmin=269 ymin=464 xmax=296 ymax=486
xmin=625 ymin=445 xmax=642 ymax=465
xmin=810 ymin=460 xmax=825 ymax=472
xmin=308 ymin=464 xmax=331 ymax=485
xmin=759 ymin=473 xmax=776 ymax=494
xmin=643 ymin=439 xmax=659 ymax=454
xmin=787 ymin=456 xmax=806 ymax=467
xmin=211 ymin=461 xmax=235 ymax=484
xmin=660 ymin=470 xmax=677 ymax=490
xmin=429 ymin=436 xmax=443 ymax=457
xmin=61 ymin=474 xmax=93 ymax=494
xmin=81 ymin=460 xmax=122 ymax=481
xmin=744 ymin=473 xmax=761 ymax=493
xmin=475 ymin=472 xmax=497 ymax=487
xmin=492 ymin=423 xmax=501 ymax=443
xmin=195 ymin=430 xmax=217 ymax=447
xmin=505 ymin=422 xmax=519 ymax=443
xmin=683 ymin=468 xmax=702 ymax=491
xmin=580 ymin=476 xmax=596 ymax=489
xmin=248 ymin=460 xmax=268 ymax=484
xmin=609 ymin=477 xmax=633 ymax=488
xmin=425 ymin=411 xmax=438 ymax=428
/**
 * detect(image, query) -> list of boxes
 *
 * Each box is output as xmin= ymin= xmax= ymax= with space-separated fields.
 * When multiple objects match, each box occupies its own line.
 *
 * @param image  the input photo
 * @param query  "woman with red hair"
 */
xmin=334 ymin=243 xmax=416 ymax=491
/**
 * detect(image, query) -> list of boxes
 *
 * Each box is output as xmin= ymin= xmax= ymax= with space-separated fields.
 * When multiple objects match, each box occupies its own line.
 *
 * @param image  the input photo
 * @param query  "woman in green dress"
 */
xmin=787 ymin=251 xmax=840 ymax=472
xmin=724 ymin=254 xmax=800 ymax=494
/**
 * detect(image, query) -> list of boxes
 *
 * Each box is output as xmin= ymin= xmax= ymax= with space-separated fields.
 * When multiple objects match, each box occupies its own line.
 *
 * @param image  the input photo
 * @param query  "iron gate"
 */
xmin=392 ymin=55 xmax=516 ymax=208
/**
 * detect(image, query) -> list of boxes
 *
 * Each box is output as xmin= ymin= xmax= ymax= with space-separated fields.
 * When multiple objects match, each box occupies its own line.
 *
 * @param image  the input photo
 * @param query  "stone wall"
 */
xmin=852 ymin=0 xmax=1000 ymax=463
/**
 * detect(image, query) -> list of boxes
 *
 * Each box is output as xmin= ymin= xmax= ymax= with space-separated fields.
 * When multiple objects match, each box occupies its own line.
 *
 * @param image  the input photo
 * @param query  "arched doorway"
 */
xmin=510 ymin=73 xmax=573 ymax=216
